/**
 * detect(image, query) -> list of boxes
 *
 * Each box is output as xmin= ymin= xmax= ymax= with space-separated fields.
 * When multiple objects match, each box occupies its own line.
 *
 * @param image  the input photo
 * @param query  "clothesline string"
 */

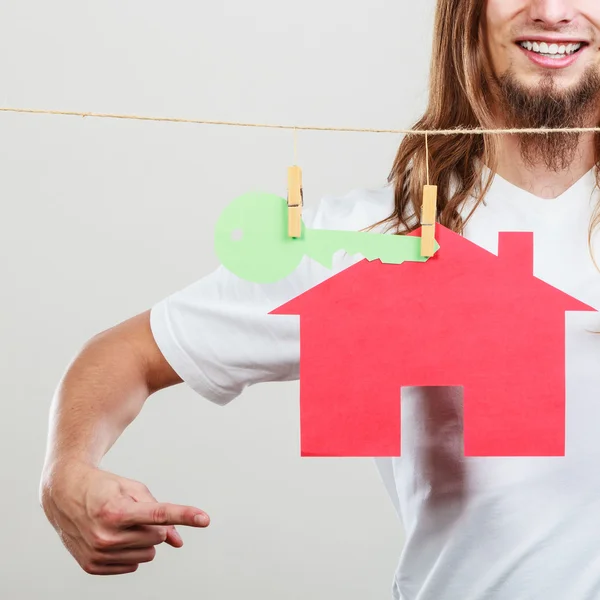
xmin=2 ymin=106 xmax=600 ymax=136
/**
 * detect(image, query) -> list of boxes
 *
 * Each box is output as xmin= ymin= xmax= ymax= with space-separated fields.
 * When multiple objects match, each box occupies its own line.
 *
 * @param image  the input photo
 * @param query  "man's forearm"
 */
xmin=42 ymin=331 xmax=150 ymax=478
xmin=38 ymin=314 xmax=203 ymax=574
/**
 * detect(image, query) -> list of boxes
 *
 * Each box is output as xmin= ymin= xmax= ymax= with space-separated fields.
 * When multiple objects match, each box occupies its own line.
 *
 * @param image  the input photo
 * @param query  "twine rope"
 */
xmin=425 ymin=131 xmax=430 ymax=185
xmin=1 ymin=106 xmax=600 ymax=136
xmin=293 ymin=127 xmax=298 ymax=165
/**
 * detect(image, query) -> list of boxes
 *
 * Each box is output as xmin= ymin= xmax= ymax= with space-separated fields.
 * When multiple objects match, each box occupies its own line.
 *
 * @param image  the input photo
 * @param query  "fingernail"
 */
xmin=194 ymin=514 xmax=208 ymax=526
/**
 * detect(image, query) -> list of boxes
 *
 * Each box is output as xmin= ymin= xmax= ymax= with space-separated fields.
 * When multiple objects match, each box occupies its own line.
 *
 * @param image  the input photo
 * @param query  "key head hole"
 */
xmin=231 ymin=228 xmax=243 ymax=242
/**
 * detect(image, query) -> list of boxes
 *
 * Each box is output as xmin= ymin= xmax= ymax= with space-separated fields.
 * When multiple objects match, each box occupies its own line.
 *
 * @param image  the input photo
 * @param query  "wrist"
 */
xmin=40 ymin=455 xmax=94 ymax=497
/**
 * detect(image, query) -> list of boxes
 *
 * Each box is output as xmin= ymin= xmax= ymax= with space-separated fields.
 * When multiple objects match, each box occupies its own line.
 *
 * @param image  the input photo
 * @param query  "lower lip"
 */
xmin=517 ymin=44 xmax=585 ymax=69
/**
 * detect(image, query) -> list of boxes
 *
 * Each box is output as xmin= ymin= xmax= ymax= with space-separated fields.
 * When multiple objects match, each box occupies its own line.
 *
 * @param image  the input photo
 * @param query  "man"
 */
xmin=40 ymin=0 xmax=600 ymax=598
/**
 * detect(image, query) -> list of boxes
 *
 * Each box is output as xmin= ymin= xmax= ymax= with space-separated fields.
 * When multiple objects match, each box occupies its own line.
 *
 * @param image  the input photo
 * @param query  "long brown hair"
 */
xmin=372 ymin=0 xmax=600 ymax=246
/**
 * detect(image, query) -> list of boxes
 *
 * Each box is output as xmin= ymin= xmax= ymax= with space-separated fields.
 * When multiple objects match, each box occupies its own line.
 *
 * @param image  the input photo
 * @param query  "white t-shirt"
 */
xmin=150 ymin=165 xmax=600 ymax=600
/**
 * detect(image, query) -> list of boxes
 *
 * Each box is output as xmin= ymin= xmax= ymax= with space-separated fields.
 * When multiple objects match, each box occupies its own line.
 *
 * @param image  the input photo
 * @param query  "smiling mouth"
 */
xmin=516 ymin=40 xmax=588 ymax=59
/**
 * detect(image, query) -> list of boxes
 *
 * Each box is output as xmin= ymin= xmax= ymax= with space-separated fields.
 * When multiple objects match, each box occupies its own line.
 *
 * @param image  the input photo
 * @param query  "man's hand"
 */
xmin=41 ymin=462 xmax=210 ymax=575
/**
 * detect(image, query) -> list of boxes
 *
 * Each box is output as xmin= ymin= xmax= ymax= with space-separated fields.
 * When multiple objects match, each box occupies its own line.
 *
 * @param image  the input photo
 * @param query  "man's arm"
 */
xmin=40 ymin=310 xmax=210 ymax=576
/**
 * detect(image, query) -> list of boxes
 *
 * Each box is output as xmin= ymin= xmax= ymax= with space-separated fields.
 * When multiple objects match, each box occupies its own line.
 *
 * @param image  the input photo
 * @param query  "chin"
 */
xmin=513 ymin=69 xmax=587 ymax=90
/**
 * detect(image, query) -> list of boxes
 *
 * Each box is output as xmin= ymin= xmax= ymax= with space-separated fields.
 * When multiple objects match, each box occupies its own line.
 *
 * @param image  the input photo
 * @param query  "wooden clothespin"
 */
xmin=287 ymin=165 xmax=303 ymax=238
xmin=421 ymin=184 xmax=437 ymax=257
xmin=420 ymin=132 xmax=437 ymax=257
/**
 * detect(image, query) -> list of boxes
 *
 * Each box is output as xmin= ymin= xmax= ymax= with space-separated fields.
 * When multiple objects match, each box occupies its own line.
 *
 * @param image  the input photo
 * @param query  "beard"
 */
xmin=496 ymin=64 xmax=600 ymax=171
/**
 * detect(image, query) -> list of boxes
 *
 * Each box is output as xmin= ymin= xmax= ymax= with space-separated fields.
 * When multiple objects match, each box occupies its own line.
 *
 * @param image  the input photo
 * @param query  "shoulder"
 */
xmin=306 ymin=183 xmax=396 ymax=232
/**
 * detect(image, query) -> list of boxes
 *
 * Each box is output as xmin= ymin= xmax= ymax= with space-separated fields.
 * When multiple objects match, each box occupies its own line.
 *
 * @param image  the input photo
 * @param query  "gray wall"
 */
xmin=0 ymin=1 xmax=433 ymax=598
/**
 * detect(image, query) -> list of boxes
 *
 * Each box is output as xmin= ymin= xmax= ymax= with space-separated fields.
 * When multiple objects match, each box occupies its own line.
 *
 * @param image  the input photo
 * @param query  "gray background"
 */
xmin=0 ymin=1 xmax=432 ymax=598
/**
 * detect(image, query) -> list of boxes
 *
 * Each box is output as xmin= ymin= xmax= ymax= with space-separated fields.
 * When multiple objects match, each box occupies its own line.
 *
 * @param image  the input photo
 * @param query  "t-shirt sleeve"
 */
xmin=149 ymin=201 xmax=335 ymax=406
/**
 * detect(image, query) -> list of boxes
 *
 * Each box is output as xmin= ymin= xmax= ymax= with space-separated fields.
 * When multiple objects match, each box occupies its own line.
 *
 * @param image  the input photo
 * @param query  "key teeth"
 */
xmin=360 ymin=250 xmax=396 ymax=264
xmin=361 ymin=251 xmax=382 ymax=262
xmin=310 ymin=253 xmax=334 ymax=269
xmin=360 ymin=250 xmax=427 ymax=265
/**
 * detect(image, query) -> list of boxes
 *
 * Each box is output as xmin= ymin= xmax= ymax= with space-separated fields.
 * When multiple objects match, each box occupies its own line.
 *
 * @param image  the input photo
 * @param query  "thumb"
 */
xmin=165 ymin=526 xmax=184 ymax=548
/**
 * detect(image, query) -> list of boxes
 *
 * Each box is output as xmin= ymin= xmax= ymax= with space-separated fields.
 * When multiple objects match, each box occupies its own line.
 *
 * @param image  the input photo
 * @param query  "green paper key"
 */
xmin=214 ymin=191 xmax=438 ymax=283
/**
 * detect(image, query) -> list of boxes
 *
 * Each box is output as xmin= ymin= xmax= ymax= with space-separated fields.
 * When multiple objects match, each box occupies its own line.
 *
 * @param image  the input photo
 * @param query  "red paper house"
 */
xmin=270 ymin=225 xmax=596 ymax=457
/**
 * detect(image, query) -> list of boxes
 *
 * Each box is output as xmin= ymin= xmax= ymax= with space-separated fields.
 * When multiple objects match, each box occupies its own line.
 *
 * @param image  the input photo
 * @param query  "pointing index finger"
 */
xmin=121 ymin=502 xmax=210 ymax=528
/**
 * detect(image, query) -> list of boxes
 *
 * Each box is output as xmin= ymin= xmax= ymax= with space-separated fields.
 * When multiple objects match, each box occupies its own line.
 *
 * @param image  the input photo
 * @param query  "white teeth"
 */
xmin=519 ymin=41 xmax=582 ymax=56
